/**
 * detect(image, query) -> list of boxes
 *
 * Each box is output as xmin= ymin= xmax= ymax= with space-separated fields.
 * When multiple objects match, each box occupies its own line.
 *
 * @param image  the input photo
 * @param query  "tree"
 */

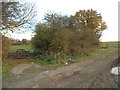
xmin=22 ymin=39 xmax=28 ymax=45
xmin=66 ymin=9 xmax=107 ymax=55
xmin=1 ymin=1 xmax=36 ymax=60
xmin=32 ymin=10 xmax=107 ymax=58
xmin=1 ymin=1 xmax=36 ymax=32
xmin=44 ymin=12 xmax=69 ymax=28
xmin=70 ymin=9 xmax=107 ymax=37
xmin=32 ymin=13 xmax=70 ymax=56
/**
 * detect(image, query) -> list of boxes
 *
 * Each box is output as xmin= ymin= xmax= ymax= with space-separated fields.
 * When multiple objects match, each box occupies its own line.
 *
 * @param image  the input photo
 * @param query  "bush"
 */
xmin=2 ymin=35 xmax=11 ymax=61
xmin=32 ymin=10 xmax=107 ymax=58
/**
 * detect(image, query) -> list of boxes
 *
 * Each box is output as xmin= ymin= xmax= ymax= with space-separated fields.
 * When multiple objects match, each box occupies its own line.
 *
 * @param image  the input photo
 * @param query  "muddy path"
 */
xmin=3 ymin=48 xmax=118 ymax=88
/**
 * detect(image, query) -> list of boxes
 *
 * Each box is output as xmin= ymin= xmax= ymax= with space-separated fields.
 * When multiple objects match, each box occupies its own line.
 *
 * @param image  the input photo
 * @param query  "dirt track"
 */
xmin=3 ymin=48 xmax=118 ymax=88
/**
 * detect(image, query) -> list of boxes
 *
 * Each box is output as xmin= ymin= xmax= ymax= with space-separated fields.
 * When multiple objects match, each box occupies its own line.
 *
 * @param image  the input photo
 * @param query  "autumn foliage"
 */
xmin=32 ymin=9 xmax=107 ymax=58
xmin=2 ymin=35 xmax=11 ymax=61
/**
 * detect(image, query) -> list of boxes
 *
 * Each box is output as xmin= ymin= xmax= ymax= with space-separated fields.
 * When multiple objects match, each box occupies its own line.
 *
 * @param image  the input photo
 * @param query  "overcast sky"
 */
xmin=10 ymin=0 xmax=119 ymax=41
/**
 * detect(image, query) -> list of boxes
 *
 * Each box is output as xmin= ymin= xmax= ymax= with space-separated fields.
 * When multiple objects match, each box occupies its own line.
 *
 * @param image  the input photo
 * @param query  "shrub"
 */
xmin=2 ymin=35 xmax=11 ymax=61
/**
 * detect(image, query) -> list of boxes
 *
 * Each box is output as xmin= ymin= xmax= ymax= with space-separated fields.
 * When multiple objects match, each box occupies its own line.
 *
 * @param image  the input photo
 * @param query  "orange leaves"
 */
xmin=72 ymin=9 xmax=107 ymax=32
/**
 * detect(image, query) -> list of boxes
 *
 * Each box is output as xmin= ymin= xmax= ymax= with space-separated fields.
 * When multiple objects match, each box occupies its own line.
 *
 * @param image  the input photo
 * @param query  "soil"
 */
xmin=2 ymin=48 xmax=119 ymax=88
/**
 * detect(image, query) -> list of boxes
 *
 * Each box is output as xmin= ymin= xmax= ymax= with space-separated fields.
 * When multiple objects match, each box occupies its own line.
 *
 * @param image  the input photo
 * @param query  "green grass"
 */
xmin=70 ymin=48 xmax=110 ymax=62
xmin=0 ymin=60 xmax=2 ymax=76
xmin=0 ymin=67 xmax=2 ymax=76
xmin=106 ymin=50 xmax=118 ymax=58
xmin=9 ymin=41 xmax=119 ymax=53
xmin=29 ymin=57 xmax=63 ymax=67
xmin=2 ymin=61 xmax=13 ymax=76
xmin=9 ymin=45 xmax=34 ymax=52
xmin=29 ymin=48 xmax=111 ymax=67
xmin=100 ymin=41 xmax=119 ymax=48
xmin=101 ymin=41 xmax=120 ymax=44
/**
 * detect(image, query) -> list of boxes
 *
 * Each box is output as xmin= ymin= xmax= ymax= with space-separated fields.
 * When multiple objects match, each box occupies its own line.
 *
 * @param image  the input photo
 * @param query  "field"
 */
xmin=9 ymin=45 xmax=35 ymax=52
xmin=100 ymin=41 xmax=119 ymax=48
xmin=9 ymin=41 xmax=119 ymax=53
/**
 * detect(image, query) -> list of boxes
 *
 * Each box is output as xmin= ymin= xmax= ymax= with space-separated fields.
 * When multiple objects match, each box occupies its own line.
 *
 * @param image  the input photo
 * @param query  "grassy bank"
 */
xmin=2 ymin=59 xmax=34 ymax=76
xmin=2 ymin=61 xmax=13 ymax=76
xmin=28 ymin=48 xmax=111 ymax=67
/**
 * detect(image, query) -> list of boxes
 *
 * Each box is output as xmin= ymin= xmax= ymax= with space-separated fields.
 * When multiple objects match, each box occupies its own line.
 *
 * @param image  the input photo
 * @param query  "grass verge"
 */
xmin=106 ymin=50 xmax=118 ymax=58
xmin=29 ymin=48 xmax=111 ymax=67
xmin=2 ymin=61 xmax=13 ymax=76
xmin=70 ymin=48 xmax=110 ymax=62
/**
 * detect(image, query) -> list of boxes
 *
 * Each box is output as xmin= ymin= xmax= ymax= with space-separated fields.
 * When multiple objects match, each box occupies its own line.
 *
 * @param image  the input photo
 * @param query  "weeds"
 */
xmin=2 ymin=61 xmax=13 ymax=76
xmin=29 ymin=48 xmax=110 ymax=66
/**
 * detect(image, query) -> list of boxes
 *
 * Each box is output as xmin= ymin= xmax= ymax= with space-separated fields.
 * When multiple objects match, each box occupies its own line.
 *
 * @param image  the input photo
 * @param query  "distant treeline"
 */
xmin=11 ymin=39 xmax=31 ymax=45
